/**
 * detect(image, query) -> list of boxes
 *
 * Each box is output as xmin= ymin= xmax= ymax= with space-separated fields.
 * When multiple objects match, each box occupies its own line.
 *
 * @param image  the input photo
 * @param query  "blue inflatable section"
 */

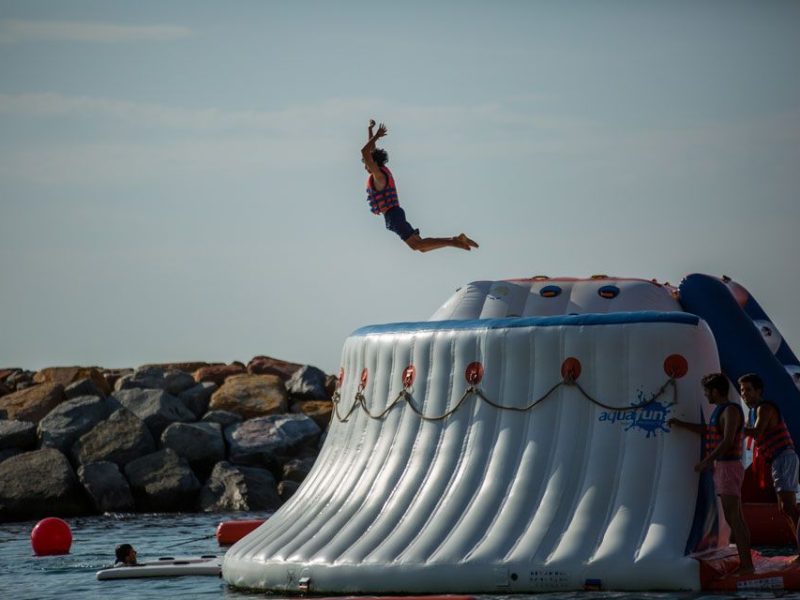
xmin=352 ymin=311 xmax=700 ymax=336
xmin=678 ymin=273 xmax=800 ymax=446
xmin=736 ymin=280 xmax=800 ymax=368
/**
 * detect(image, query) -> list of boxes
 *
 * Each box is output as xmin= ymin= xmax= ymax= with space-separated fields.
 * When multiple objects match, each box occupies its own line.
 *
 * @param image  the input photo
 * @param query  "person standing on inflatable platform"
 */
xmin=740 ymin=372 xmax=800 ymax=559
xmin=669 ymin=373 xmax=754 ymax=575
xmin=361 ymin=120 xmax=478 ymax=253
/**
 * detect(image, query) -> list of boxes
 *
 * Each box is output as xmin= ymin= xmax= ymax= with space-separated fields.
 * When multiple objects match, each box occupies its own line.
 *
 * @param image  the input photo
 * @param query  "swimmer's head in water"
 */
xmin=115 ymin=543 xmax=136 ymax=564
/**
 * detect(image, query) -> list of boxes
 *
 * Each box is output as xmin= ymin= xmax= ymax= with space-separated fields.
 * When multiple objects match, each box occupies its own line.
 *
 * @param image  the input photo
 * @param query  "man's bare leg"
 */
xmin=777 ymin=491 xmax=800 ymax=560
xmin=720 ymin=494 xmax=755 ymax=575
xmin=405 ymin=233 xmax=478 ymax=253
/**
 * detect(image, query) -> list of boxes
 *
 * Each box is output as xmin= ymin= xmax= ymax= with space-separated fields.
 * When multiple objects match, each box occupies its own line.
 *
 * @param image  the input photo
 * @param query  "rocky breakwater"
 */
xmin=0 ymin=358 xmax=336 ymax=522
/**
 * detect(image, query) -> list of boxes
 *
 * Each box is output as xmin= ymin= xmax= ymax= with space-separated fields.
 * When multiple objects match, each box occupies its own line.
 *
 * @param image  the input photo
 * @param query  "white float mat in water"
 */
xmin=96 ymin=555 xmax=221 ymax=580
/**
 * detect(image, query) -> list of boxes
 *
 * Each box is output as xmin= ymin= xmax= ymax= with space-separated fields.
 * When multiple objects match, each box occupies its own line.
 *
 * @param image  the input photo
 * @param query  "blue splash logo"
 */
xmin=598 ymin=390 xmax=675 ymax=438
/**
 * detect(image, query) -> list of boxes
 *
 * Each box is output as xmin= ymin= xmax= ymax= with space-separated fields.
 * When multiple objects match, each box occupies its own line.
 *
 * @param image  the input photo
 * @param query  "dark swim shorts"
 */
xmin=383 ymin=206 xmax=419 ymax=241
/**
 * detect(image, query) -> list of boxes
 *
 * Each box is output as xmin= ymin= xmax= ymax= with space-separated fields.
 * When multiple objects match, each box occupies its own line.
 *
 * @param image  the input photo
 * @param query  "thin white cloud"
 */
xmin=1 ymin=91 xmax=796 ymax=189
xmin=0 ymin=19 xmax=191 ymax=44
xmin=0 ymin=93 xmax=374 ymax=132
xmin=0 ymin=92 xmax=574 ymax=135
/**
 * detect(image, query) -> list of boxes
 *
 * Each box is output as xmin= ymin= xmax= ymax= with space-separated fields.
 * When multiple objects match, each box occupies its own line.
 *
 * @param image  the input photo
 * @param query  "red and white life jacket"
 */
xmin=753 ymin=401 xmax=795 ymax=463
xmin=366 ymin=166 xmax=400 ymax=215
xmin=704 ymin=402 xmax=744 ymax=461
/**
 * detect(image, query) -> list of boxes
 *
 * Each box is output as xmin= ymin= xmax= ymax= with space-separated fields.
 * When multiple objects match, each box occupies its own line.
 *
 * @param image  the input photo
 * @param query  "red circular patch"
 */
xmin=359 ymin=368 xmax=368 ymax=389
xmin=664 ymin=354 xmax=689 ymax=379
xmin=337 ymin=368 xmax=344 ymax=389
xmin=402 ymin=364 xmax=416 ymax=388
xmin=465 ymin=362 xmax=484 ymax=385
xmin=561 ymin=357 xmax=582 ymax=381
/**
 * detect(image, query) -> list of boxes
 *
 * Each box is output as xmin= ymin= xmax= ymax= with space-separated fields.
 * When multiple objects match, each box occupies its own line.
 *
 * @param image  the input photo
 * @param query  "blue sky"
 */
xmin=1 ymin=1 xmax=798 ymax=374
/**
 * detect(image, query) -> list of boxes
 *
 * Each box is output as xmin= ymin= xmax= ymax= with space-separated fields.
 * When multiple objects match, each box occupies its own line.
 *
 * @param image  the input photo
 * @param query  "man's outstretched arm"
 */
xmin=361 ymin=121 xmax=388 ymax=184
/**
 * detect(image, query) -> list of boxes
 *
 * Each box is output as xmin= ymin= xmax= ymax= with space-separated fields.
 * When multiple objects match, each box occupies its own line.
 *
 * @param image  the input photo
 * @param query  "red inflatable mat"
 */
xmin=697 ymin=546 xmax=800 ymax=591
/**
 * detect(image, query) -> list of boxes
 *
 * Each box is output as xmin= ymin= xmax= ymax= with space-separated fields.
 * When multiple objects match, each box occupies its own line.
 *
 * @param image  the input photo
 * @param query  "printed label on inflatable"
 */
xmin=598 ymin=393 xmax=674 ymax=438
xmin=735 ymin=576 xmax=784 ymax=591
xmin=529 ymin=570 xmax=569 ymax=590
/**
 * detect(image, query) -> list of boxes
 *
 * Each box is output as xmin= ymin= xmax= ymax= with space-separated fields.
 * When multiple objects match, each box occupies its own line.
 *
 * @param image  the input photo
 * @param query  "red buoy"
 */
xmin=31 ymin=517 xmax=72 ymax=556
xmin=216 ymin=519 xmax=265 ymax=546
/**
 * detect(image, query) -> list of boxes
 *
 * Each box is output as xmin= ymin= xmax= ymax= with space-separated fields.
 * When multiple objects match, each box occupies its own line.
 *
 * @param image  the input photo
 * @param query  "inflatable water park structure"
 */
xmin=223 ymin=273 xmax=800 ymax=593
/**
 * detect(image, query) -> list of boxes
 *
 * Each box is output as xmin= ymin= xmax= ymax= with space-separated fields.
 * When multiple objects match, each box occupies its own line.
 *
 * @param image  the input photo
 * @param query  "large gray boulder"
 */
xmin=290 ymin=400 xmax=333 ymax=429
xmin=38 ymin=395 xmax=110 ymax=453
xmin=202 ymin=409 xmax=242 ymax=428
xmin=225 ymin=414 xmax=321 ymax=467
xmin=78 ymin=461 xmax=135 ymax=513
xmin=0 ymin=448 xmax=21 ymax=463
xmin=65 ymin=377 xmax=107 ymax=400
xmin=278 ymin=479 xmax=300 ymax=502
xmin=124 ymin=448 xmax=201 ymax=512
xmin=110 ymin=388 xmax=196 ymax=438
xmin=115 ymin=366 xmax=197 ymax=396
xmin=286 ymin=365 xmax=330 ymax=400
xmin=282 ymin=456 xmax=317 ymax=483
xmin=160 ymin=422 xmax=225 ymax=478
xmin=72 ymin=408 xmax=156 ymax=467
xmin=4 ymin=369 xmax=35 ymax=391
xmin=0 ymin=420 xmax=37 ymax=450
xmin=0 ymin=448 xmax=88 ymax=521
xmin=197 ymin=461 xmax=281 ymax=512
xmin=102 ymin=368 xmax=133 ymax=390
xmin=178 ymin=382 xmax=218 ymax=418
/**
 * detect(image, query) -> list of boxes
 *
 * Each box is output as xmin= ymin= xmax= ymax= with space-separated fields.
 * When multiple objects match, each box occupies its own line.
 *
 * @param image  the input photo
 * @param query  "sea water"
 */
xmin=0 ymin=511 xmax=796 ymax=600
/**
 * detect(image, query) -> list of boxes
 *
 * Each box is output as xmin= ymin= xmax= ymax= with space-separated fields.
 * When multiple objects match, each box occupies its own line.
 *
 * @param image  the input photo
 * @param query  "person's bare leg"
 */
xmin=777 ymin=491 xmax=800 ymax=559
xmin=720 ymin=494 xmax=754 ymax=575
xmin=405 ymin=233 xmax=472 ymax=253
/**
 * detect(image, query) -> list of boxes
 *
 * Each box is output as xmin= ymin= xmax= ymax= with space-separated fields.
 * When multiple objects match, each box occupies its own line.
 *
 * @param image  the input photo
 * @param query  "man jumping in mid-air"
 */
xmin=361 ymin=120 xmax=478 ymax=252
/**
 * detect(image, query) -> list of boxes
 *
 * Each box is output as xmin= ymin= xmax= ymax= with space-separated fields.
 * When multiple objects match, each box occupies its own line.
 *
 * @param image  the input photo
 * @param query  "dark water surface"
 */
xmin=1 ymin=512 xmax=798 ymax=600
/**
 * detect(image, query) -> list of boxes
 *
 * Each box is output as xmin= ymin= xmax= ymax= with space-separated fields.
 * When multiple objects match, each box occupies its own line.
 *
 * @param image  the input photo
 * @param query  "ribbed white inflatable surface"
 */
xmin=223 ymin=311 xmax=721 ymax=593
xmin=430 ymin=277 xmax=680 ymax=320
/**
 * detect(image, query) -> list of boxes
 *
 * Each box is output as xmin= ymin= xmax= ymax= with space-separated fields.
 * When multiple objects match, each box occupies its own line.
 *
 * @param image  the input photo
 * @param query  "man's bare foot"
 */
xmin=453 ymin=236 xmax=471 ymax=250
xmin=457 ymin=233 xmax=479 ymax=249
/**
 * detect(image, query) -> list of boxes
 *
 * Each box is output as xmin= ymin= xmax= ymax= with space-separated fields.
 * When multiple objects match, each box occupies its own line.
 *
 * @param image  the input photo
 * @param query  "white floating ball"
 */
xmin=754 ymin=319 xmax=782 ymax=354
xmin=786 ymin=365 xmax=800 ymax=391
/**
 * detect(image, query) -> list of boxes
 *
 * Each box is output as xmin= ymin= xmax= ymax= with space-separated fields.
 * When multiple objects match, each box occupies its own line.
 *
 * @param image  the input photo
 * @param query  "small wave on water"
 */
xmin=0 ymin=512 xmax=797 ymax=600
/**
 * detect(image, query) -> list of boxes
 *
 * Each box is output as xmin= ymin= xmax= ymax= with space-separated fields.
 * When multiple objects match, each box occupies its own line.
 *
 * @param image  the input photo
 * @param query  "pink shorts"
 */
xmin=713 ymin=460 xmax=744 ymax=497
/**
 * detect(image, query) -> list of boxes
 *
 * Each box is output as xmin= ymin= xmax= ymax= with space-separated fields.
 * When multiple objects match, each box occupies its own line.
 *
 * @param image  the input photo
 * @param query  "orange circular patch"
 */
xmin=561 ymin=357 xmax=582 ymax=381
xmin=402 ymin=364 xmax=416 ymax=388
xmin=465 ymin=362 xmax=484 ymax=385
xmin=664 ymin=354 xmax=689 ymax=378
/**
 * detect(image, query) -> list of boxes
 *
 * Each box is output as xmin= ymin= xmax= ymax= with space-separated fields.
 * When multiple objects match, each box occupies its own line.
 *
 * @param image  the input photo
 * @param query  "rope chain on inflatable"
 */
xmin=331 ymin=375 xmax=677 ymax=423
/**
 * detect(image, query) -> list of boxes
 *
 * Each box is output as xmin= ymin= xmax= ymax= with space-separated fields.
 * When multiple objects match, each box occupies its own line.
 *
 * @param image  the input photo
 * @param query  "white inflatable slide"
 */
xmin=223 ymin=278 xmax=725 ymax=592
